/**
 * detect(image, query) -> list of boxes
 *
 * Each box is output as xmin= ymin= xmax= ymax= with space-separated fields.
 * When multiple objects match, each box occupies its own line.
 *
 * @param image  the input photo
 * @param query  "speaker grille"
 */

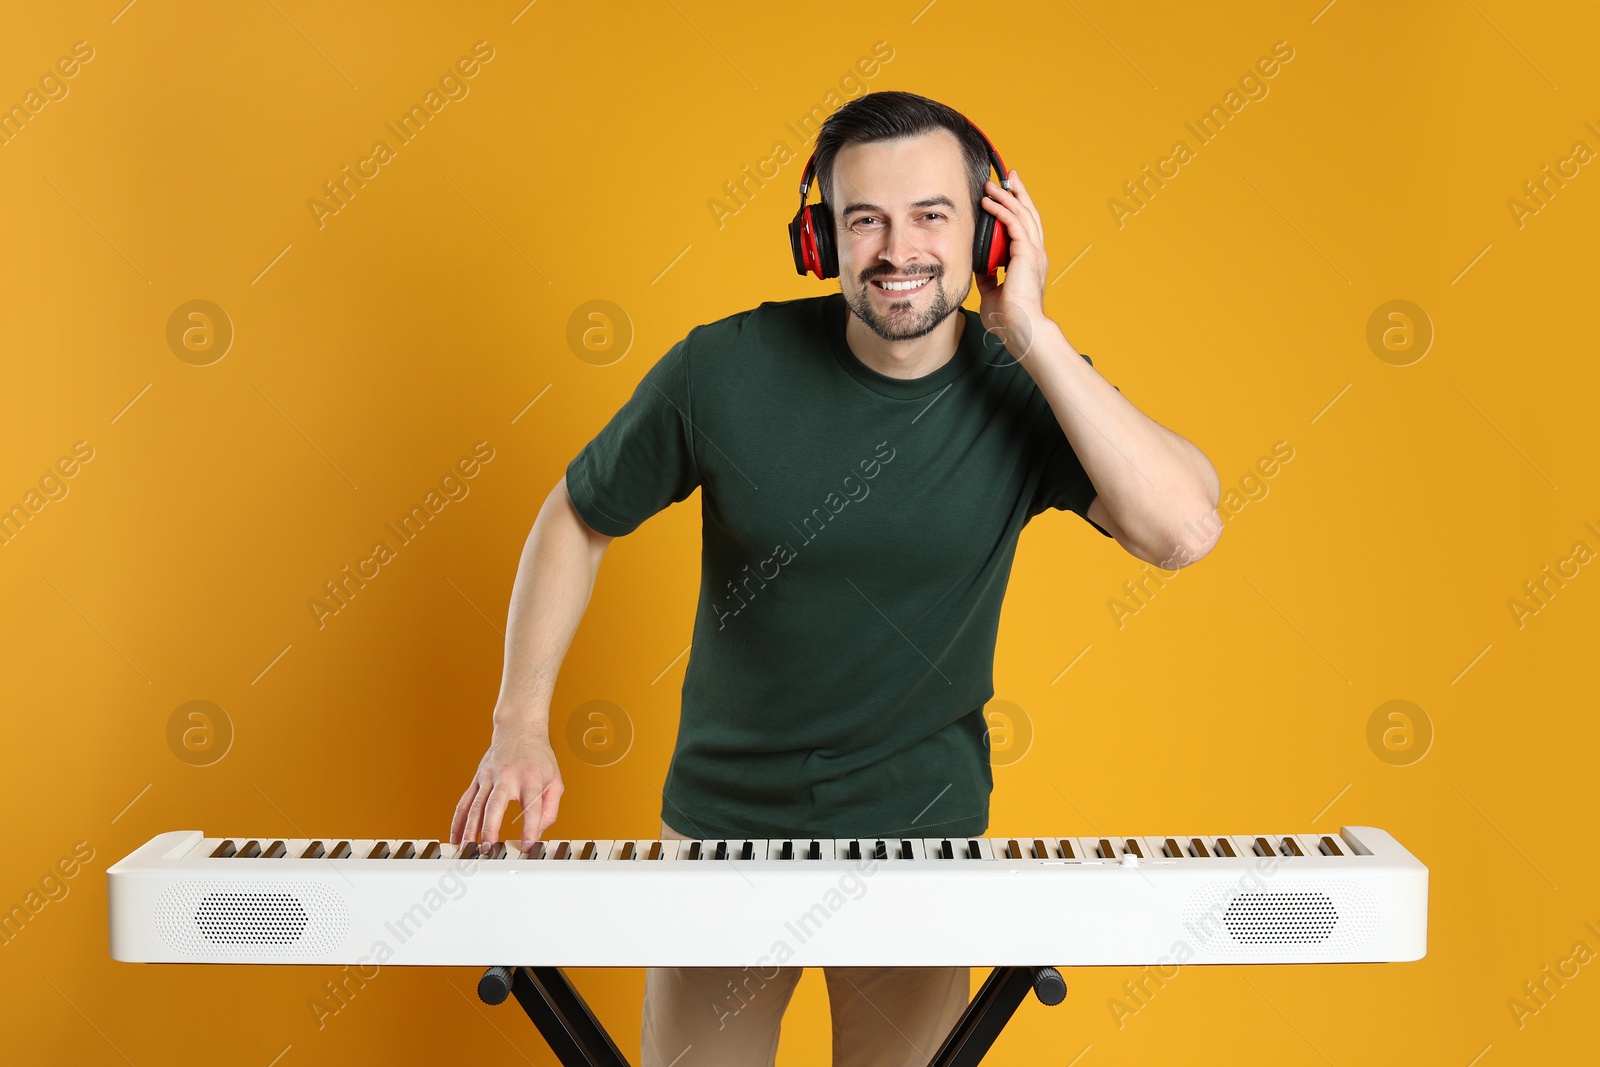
xmin=1223 ymin=890 xmax=1339 ymax=943
xmin=1181 ymin=880 xmax=1378 ymax=960
xmin=195 ymin=892 xmax=308 ymax=944
xmin=155 ymin=880 xmax=349 ymax=958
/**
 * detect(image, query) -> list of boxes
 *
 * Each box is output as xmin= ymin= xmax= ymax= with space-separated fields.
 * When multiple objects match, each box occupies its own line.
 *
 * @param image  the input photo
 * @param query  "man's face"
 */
xmin=831 ymin=129 xmax=975 ymax=342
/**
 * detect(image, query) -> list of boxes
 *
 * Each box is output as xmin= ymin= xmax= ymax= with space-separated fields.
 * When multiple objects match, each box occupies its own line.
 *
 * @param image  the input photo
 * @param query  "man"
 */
xmin=450 ymin=90 xmax=1221 ymax=1066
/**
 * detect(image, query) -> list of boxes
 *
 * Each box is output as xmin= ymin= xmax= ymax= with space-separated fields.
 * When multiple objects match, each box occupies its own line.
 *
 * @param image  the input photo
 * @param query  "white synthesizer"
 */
xmin=108 ymin=826 xmax=1427 ymax=968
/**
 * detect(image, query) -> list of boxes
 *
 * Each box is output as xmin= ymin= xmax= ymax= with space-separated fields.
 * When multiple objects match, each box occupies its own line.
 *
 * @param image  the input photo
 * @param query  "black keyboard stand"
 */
xmin=478 ymin=966 xmax=631 ymax=1066
xmin=926 ymin=966 xmax=1068 ymax=1067
xmin=478 ymin=963 xmax=1067 ymax=1067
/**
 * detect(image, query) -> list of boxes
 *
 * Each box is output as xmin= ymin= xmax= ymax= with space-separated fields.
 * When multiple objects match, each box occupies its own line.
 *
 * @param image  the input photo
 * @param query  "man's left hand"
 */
xmin=974 ymin=169 xmax=1050 ymax=364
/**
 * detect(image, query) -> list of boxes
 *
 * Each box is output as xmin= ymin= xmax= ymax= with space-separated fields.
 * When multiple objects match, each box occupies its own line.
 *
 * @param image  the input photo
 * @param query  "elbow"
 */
xmin=1153 ymin=505 xmax=1223 ymax=569
xmin=1190 ymin=445 xmax=1221 ymax=511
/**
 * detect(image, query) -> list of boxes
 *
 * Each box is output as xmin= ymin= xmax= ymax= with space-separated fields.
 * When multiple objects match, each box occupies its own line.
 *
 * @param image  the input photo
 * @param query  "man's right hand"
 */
xmin=450 ymin=722 xmax=564 ymax=852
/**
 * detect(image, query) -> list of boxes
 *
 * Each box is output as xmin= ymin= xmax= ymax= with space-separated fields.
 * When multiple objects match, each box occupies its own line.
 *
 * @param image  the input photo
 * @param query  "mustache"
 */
xmin=861 ymin=266 xmax=942 ymax=282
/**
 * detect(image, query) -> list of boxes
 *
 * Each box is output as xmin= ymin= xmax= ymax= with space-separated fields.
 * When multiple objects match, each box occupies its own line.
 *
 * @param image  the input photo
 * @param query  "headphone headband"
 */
xmin=794 ymin=125 xmax=1008 ymax=204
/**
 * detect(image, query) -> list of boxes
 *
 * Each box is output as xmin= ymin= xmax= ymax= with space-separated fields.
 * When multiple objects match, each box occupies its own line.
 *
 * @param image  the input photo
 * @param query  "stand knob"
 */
xmin=1032 ymin=966 xmax=1067 ymax=1006
xmin=478 ymin=965 xmax=514 ymax=1005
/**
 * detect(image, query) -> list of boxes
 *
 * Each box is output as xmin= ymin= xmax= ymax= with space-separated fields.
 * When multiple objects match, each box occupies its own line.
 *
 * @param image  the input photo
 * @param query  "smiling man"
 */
xmin=450 ymin=90 xmax=1222 ymax=1067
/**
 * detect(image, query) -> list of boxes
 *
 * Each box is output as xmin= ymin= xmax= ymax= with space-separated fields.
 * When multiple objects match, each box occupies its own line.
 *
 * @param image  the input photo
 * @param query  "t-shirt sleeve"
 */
xmin=564 ymin=334 xmax=701 ymax=537
xmin=1027 ymin=351 xmax=1114 ymax=537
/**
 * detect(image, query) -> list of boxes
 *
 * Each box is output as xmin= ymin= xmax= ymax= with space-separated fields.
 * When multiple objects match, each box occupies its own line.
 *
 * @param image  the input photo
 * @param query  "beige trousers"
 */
xmin=640 ymin=819 xmax=970 ymax=1067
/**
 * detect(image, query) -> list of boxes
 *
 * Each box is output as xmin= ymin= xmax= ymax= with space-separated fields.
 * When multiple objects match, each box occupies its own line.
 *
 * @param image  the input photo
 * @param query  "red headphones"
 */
xmin=788 ymin=117 xmax=1012 ymax=280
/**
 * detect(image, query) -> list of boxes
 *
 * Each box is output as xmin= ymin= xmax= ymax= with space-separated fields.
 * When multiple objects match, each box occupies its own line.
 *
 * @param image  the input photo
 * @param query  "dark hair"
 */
xmin=813 ymin=91 xmax=993 ymax=219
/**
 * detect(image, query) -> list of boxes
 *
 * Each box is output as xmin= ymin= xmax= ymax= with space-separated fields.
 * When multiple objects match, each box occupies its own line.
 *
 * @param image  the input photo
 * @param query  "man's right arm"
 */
xmin=449 ymin=474 xmax=613 ymax=851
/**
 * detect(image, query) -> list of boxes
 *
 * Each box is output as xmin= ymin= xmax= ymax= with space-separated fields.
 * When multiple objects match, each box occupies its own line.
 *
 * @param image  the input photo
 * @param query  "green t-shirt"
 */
xmin=565 ymin=292 xmax=1111 ymax=841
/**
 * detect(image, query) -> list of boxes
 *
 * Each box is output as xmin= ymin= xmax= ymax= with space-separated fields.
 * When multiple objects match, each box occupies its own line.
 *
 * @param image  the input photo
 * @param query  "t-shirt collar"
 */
xmin=824 ymin=291 xmax=981 ymax=400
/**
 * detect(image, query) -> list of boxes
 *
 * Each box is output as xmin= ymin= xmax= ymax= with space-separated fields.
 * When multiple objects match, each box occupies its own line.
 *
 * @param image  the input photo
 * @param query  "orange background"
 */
xmin=2 ymin=2 xmax=1596 ymax=1064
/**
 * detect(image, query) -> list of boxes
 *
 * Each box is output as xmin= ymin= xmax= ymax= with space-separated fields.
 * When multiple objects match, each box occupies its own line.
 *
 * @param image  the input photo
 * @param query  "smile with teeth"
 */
xmin=872 ymin=277 xmax=932 ymax=292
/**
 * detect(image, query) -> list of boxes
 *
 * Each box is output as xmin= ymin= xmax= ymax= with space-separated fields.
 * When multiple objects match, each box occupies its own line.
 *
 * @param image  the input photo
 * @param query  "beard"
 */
xmin=843 ymin=265 xmax=966 ymax=342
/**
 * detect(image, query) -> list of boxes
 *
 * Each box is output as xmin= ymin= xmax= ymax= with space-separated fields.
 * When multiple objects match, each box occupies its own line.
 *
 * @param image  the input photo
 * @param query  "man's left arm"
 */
xmin=975 ymin=168 xmax=1222 ymax=569
xmin=1022 ymin=319 xmax=1222 ymax=568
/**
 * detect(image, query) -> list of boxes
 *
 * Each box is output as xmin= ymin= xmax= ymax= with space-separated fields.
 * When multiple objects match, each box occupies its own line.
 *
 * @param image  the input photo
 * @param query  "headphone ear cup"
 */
xmin=808 ymin=202 xmax=837 ymax=279
xmin=788 ymin=208 xmax=813 ymax=277
xmin=974 ymin=211 xmax=1010 ymax=278
xmin=787 ymin=202 xmax=837 ymax=279
xmin=973 ymin=211 xmax=993 ymax=276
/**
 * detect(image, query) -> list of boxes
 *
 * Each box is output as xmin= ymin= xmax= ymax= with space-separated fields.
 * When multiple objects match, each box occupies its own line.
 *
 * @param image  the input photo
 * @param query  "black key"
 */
xmin=1125 ymin=839 xmax=1143 ymax=858
xmin=329 ymin=841 xmax=352 ymax=859
xmin=1163 ymin=838 xmax=1182 ymax=858
xmin=1318 ymin=835 xmax=1343 ymax=857
xmin=966 ymin=840 xmax=981 ymax=859
xmin=1215 ymin=838 xmax=1236 ymax=858
xmin=714 ymin=841 xmax=728 ymax=861
xmin=900 ymin=839 xmax=913 ymax=859
xmin=1005 ymin=840 xmax=1021 ymax=860
xmin=1032 ymin=839 xmax=1047 ymax=859
xmin=460 ymin=841 xmax=480 ymax=859
xmin=551 ymin=842 xmax=570 ymax=860
xmin=619 ymin=842 xmax=635 ymax=860
xmin=1097 ymin=838 xmax=1115 ymax=860
xmin=1253 ymin=836 xmax=1272 ymax=858
xmin=393 ymin=842 xmax=416 ymax=859
xmin=301 ymin=841 xmax=325 ymax=859
xmin=210 ymin=840 xmax=237 ymax=858
xmin=873 ymin=840 xmax=888 ymax=860
xmin=263 ymin=840 xmax=287 ymax=859
xmin=484 ymin=842 xmax=506 ymax=859
xmin=368 ymin=842 xmax=391 ymax=859
xmin=578 ymin=842 xmax=595 ymax=860
xmin=1058 ymin=838 xmax=1075 ymax=859
xmin=780 ymin=841 xmax=794 ymax=860
xmin=848 ymin=841 xmax=861 ymax=860
xmin=686 ymin=842 xmax=701 ymax=860
xmin=807 ymin=840 xmax=820 ymax=860
xmin=524 ymin=841 xmax=546 ymax=859
xmin=236 ymin=840 xmax=262 ymax=859
xmin=419 ymin=841 xmax=441 ymax=859
xmin=940 ymin=840 xmax=954 ymax=860
xmin=646 ymin=841 xmax=661 ymax=860
xmin=1281 ymin=836 xmax=1304 ymax=857
xmin=739 ymin=841 xmax=754 ymax=861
